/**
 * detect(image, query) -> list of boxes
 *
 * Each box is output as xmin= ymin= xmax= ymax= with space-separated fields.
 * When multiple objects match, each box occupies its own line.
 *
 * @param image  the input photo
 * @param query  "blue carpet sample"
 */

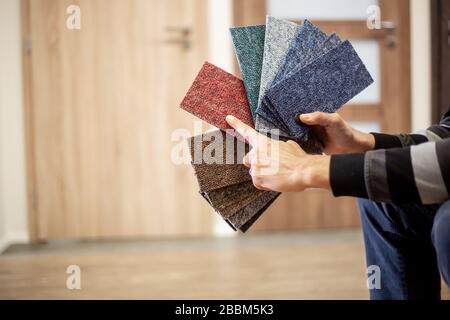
xmin=283 ymin=33 xmax=342 ymax=80
xmin=272 ymin=20 xmax=327 ymax=85
xmin=259 ymin=32 xmax=342 ymax=138
xmin=230 ymin=25 xmax=266 ymax=120
xmin=259 ymin=99 xmax=292 ymax=133
xmin=256 ymin=16 xmax=299 ymax=122
xmin=264 ymin=40 xmax=374 ymax=140
xmin=255 ymin=114 xmax=291 ymax=138
xmin=262 ymin=33 xmax=343 ymax=136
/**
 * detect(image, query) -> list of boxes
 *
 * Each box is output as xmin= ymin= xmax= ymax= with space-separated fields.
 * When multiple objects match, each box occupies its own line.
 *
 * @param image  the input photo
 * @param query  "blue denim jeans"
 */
xmin=358 ymin=199 xmax=450 ymax=300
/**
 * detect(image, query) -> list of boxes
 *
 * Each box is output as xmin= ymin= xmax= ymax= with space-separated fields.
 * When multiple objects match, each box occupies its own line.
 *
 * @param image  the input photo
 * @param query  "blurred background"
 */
xmin=0 ymin=0 xmax=449 ymax=299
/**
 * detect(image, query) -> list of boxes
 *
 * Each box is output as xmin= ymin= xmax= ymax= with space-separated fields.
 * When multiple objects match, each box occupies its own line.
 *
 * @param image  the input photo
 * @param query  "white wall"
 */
xmin=208 ymin=0 xmax=235 ymax=236
xmin=410 ymin=0 xmax=432 ymax=131
xmin=0 ymin=0 xmax=29 ymax=252
xmin=208 ymin=0 xmax=233 ymax=73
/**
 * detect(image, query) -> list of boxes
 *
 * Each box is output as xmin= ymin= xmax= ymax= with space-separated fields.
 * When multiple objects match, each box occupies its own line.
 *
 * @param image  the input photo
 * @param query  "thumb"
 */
xmin=299 ymin=112 xmax=335 ymax=126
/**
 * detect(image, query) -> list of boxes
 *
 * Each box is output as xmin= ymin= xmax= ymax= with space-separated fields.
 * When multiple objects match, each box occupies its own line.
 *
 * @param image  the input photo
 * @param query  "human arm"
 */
xmin=226 ymin=110 xmax=450 ymax=204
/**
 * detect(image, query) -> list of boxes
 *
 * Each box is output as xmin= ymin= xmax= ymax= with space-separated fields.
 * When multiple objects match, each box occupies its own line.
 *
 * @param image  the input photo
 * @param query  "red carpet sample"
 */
xmin=180 ymin=62 xmax=254 ymax=132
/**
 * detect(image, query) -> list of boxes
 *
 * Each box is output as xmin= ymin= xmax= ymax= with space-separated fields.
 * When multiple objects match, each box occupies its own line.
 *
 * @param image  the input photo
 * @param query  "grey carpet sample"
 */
xmin=228 ymin=190 xmax=280 ymax=232
xmin=187 ymin=129 xmax=280 ymax=232
xmin=230 ymin=25 xmax=266 ymax=120
xmin=256 ymin=16 xmax=299 ymax=120
xmin=264 ymin=40 xmax=374 ymax=140
xmin=272 ymin=20 xmax=328 ymax=85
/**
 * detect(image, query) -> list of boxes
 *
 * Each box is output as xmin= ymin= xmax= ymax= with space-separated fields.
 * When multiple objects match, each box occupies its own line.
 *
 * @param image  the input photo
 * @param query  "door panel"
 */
xmin=23 ymin=0 xmax=212 ymax=239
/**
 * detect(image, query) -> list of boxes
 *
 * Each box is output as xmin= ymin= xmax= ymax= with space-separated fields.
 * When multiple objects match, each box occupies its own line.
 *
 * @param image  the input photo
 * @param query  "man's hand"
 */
xmin=300 ymin=112 xmax=375 ymax=154
xmin=226 ymin=115 xmax=330 ymax=192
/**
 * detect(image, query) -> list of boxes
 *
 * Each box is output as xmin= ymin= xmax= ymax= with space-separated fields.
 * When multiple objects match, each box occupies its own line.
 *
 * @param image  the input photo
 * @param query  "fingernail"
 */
xmin=301 ymin=114 xmax=310 ymax=120
xmin=295 ymin=113 xmax=304 ymax=125
xmin=226 ymin=115 xmax=235 ymax=122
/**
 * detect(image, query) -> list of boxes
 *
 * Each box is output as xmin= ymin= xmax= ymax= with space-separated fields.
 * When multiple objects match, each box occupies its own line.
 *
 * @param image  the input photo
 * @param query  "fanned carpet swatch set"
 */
xmin=180 ymin=16 xmax=373 ymax=232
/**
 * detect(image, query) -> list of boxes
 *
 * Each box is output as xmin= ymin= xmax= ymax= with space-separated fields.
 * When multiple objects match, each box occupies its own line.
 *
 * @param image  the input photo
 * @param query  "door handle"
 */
xmin=162 ymin=26 xmax=192 ymax=49
xmin=380 ymin=21 xmax=396 ymax=48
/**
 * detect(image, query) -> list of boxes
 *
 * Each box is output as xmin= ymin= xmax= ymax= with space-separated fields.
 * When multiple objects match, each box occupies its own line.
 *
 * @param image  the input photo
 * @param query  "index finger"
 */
xmin=225 ymin=115 xmax=264 ymax=147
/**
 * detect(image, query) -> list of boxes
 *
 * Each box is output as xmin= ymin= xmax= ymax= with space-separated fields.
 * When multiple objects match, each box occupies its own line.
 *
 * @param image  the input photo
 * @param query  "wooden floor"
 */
xmin=0 ymin=230 xmax=448 ymax=300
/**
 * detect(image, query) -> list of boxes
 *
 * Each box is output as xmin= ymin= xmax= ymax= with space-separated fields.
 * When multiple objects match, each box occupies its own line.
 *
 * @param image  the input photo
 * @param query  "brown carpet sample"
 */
xmin=187 ymin=130 xmax=280 ymax=232
xmin=187 ymin=130 xmax=251 ymax=192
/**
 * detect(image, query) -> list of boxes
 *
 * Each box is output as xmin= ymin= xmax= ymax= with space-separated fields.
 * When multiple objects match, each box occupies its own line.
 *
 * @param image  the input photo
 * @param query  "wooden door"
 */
xmin=233 ymin=0 xmax=411 ymax=231
xmin=22 ymin=0 xmax=212 ymax=240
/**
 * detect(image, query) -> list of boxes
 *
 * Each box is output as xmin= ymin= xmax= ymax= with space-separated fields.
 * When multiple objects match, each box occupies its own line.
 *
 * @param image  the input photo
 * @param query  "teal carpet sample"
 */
xmin=230 ymin=25 xmax=265 ymax=120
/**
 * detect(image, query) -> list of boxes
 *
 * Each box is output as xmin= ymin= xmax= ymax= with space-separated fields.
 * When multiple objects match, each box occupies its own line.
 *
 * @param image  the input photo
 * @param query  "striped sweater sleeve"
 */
xmin=330 ymin=110 xmax=450 ymax=204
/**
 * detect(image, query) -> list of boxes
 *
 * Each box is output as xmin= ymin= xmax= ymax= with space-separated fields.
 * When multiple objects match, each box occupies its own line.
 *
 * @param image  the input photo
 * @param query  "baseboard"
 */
xmin=0 ymin=231 xmax=29 ymax=254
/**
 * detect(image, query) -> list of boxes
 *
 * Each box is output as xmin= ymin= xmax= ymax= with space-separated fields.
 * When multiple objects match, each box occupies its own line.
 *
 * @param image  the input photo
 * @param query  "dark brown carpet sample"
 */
xmin=228 ymin=191 xmax=280 ymax=232
xmin=201 ymin=181 xmax=265 ymax=218
xmin=236 ymin=192 xmax=281 ymax=232
xmin=187 ymin=130 xmax=279 ymax=232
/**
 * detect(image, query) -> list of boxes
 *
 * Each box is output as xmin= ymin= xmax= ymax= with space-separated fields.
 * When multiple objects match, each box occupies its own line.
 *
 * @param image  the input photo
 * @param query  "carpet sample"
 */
xmin=255 ymin=114 xmax=291 ymax=138
xmin=264 ymin=40 xmax=374 ymax=140
xmin=235 ymin=191 xmax=281 ymax=232
xmin=203 ymin=184 xmax=280 ymax=232
xmin=272 ymin=20 xmax=328 ymax=85
xmin=187 ymin=130 xmax=251 ymax=192
xmin=187 ymin=129 xmax=280 ymax=232
xmin=230 ymin=25 xmax=266 ymax=120
xmin=283 ymin=32 xmax=342 ymax=81
xmin=180 ymin=62 xmax=254 ymax=131
xmin=259 ymin=26 xmax=342 ymax=136
xmin=256 ymin=16 xmax=299 ymax=114
xmin=201 ymin=180 xmax=265 ymax=219
xmin=228 ymin=190 xmax=280 ymax=232
xmin=260 ymin=33 xmax=343 ymax=137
